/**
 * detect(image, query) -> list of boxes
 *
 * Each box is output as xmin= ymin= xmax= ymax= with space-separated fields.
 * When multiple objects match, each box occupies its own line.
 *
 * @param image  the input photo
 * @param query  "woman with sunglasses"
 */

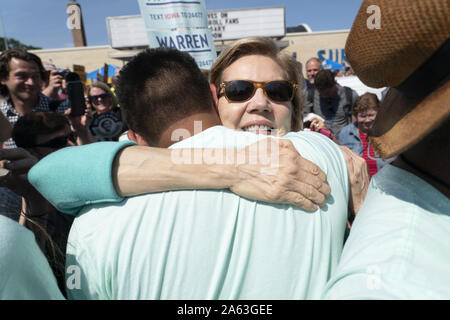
xmin=86 ymin=81 xmax=125 ymax=141
xmin=209 ymin=37 xmax=302 ymax=137
xmin=87 ymin=81 xmax=118 ymax=114
xmin=208 ymin=38 xmax=365 ymax=216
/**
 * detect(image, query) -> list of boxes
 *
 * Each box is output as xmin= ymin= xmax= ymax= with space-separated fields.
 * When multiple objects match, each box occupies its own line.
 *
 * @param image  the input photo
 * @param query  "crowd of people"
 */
xmin=0 ymin=0 xmax=448 ymax=300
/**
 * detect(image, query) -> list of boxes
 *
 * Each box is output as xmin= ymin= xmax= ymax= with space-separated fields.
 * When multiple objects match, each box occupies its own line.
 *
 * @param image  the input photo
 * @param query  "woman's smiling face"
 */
xmin=216 ymin=55 xmax=294 ymax=136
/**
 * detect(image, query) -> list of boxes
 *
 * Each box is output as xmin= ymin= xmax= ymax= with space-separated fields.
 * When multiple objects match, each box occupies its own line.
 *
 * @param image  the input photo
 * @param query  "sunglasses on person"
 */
xmin=218 ymin=80 xmax=298 ymax=103
xmin=89 ymin=93 xmax=110 ymax=104
xmin=34 ymin=131 xmax=78 ymax=149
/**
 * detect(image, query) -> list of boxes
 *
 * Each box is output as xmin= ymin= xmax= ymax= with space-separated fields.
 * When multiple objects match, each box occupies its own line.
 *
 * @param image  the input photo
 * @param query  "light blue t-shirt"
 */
xmin=323 ymin=165 xmax=450 ymax=299
xmin=66 ymin=126 xmax=349 ymax=300
xmin=0 ymin=215 xmax=65 ymax=300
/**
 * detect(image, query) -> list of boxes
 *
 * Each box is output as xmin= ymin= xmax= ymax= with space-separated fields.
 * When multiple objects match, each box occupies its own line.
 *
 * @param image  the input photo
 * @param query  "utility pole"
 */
xmin=0 ymin=9 xmax=9 ymax=50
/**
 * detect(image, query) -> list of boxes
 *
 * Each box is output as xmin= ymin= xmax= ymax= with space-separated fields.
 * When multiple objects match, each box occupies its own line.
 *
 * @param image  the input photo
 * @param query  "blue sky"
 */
xmin=1 ymin=0 xmax=363 ymax=49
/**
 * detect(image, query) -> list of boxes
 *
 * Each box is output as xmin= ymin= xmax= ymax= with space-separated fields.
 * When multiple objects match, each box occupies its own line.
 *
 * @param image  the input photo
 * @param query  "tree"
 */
xmin=0 ymin=37 xmax=41 ymax=51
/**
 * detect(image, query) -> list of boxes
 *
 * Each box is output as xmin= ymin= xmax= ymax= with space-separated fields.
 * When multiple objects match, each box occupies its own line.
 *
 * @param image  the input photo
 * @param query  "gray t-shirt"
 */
xmin=306 ymin=85 xmax=358 ymax=135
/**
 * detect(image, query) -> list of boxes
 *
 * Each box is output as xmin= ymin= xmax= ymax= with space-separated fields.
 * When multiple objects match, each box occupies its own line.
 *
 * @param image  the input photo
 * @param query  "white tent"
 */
xmin=336 ymin=75 xmax=387 ymax=100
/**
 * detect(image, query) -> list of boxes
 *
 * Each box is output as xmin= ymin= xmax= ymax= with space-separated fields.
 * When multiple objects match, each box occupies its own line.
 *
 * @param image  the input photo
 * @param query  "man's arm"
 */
xmin=114 ymin=139 xmax=330 ymax=210
xmin=339 ymin=146 xmax=370 ymax=217
xmin=42 ymin=69 xmax=63 ymax=101
xmin=29 ymin=140 xmax=331 ymax=215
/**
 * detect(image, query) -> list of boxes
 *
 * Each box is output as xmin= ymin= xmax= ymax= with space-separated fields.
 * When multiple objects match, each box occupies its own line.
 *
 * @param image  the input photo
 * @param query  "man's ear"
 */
xmin=127 ymin=130 xmax=149 ymax=146
xmin=127 ymin=130 xmax=137 ymax=142
xmin=210 ymin=83 xmax=219 ymax=113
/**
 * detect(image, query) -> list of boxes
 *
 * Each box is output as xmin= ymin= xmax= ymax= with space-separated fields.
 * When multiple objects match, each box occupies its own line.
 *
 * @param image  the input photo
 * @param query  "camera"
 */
xmin=303 ymin=120 xmax=312 ymax=129
xmin=60 ymin=69 xmax=71 ymax=78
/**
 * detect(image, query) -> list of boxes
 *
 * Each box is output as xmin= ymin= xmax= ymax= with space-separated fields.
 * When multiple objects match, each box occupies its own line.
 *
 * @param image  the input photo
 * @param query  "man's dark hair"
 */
xmin=117 ymin=48 xmax=214 ymax=146
xmin=0 ymin=49 xmax=46 ymax=96
xmin=313 ymin=69 xmax=336 ymax=90
xmin=12 ymin=111 xmax=69 ymax=148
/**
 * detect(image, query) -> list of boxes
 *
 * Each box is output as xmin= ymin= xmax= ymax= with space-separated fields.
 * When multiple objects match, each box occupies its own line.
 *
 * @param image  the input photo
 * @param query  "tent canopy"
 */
xmin=86 ymin=64 xmax=120 ymax=85
xmin=86 ymin=64 xmax=120 ymax=80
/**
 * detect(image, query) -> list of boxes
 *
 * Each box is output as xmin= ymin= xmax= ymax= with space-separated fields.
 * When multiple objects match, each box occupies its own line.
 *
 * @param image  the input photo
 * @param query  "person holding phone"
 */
xmin=42 ymin=63 xmax=64 ymax=101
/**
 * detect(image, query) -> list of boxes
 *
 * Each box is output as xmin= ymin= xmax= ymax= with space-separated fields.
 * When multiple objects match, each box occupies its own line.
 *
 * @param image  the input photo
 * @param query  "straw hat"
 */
xmin=345 ymin=0 xmax=450 ymax=159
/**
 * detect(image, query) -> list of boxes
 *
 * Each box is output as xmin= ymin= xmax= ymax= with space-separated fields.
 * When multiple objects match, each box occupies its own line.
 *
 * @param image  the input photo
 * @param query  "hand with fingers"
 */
xmin=42 ymin=69 xmax=64 ymax=100
xmin=64 ymin=107 xmax=95 ymax=145
xmin=230 ymin=138 xmax=331 ymax=211
xmin=0 ymin=148 xmax=55 ymax=216
xmin=0 ymin=148 xmax=39 ymax=197
xmin=339 ymin=146 xmax=370 ymax=218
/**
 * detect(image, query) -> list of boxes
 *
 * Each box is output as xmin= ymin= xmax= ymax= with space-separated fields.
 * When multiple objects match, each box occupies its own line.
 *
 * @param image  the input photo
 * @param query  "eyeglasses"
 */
xmin=89 ymin=93 xmax=109 ymax=104
xmin=34 ymin=132 xmax=77 ymax=149
xmin=219 ymin=80 xmax=298 ymax=103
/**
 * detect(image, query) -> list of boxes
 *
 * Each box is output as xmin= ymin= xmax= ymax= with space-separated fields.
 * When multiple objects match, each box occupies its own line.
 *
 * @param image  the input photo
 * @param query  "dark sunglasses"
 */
xmin=34 ymin=132 xmax=77 ymax=149
xmin=89 ymin=93 xmax=109 ymax=103
xmin=219 ymin=80 xmax=298 ymax=103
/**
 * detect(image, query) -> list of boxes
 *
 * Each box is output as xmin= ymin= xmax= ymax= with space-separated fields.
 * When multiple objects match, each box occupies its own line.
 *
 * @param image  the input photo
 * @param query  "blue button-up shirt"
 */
xmin=337 ymin=122 xmax=395 ymax=172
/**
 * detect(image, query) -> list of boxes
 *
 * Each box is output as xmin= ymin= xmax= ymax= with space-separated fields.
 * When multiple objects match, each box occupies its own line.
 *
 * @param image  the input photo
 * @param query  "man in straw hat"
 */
xmin=323 ymin=0 xmax=449 ymax=299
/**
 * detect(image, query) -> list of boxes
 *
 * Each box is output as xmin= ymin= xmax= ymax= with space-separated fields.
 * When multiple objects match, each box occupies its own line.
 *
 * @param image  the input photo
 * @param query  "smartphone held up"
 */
xmin=65 ymin=72 xmax=86 ymax=117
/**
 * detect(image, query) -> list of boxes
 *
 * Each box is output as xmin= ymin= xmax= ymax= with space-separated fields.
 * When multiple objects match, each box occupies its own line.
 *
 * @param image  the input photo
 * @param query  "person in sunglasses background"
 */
xmin=1 ymin=111 xmax=77 ymax=295
xmin=85 ymin=81 xmax=125 ymax=141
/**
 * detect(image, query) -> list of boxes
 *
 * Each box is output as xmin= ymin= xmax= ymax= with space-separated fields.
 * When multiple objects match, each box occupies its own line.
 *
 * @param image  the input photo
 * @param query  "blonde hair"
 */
xmin=87 ymin=81 xmax=119 ymax=109
xmin=210 ymin=37 xmax=304 ymax=131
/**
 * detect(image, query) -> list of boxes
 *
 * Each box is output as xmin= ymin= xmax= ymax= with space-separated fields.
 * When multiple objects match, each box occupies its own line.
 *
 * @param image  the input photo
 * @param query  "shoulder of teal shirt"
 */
xmin=28 ymin=140 xmax=137 ymax=216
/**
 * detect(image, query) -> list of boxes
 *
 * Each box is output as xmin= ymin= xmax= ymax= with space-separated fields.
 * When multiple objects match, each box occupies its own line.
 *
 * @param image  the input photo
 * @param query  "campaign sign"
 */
xmin=137 ymin=0 xmax=208 ymax=29
xmin=147 ymin=28 xmax=216 ymax=69
xmin=89 ymin=112 xmax=123 ymax=140
xmin=137 ymin=0 xmax=216 ymax=69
